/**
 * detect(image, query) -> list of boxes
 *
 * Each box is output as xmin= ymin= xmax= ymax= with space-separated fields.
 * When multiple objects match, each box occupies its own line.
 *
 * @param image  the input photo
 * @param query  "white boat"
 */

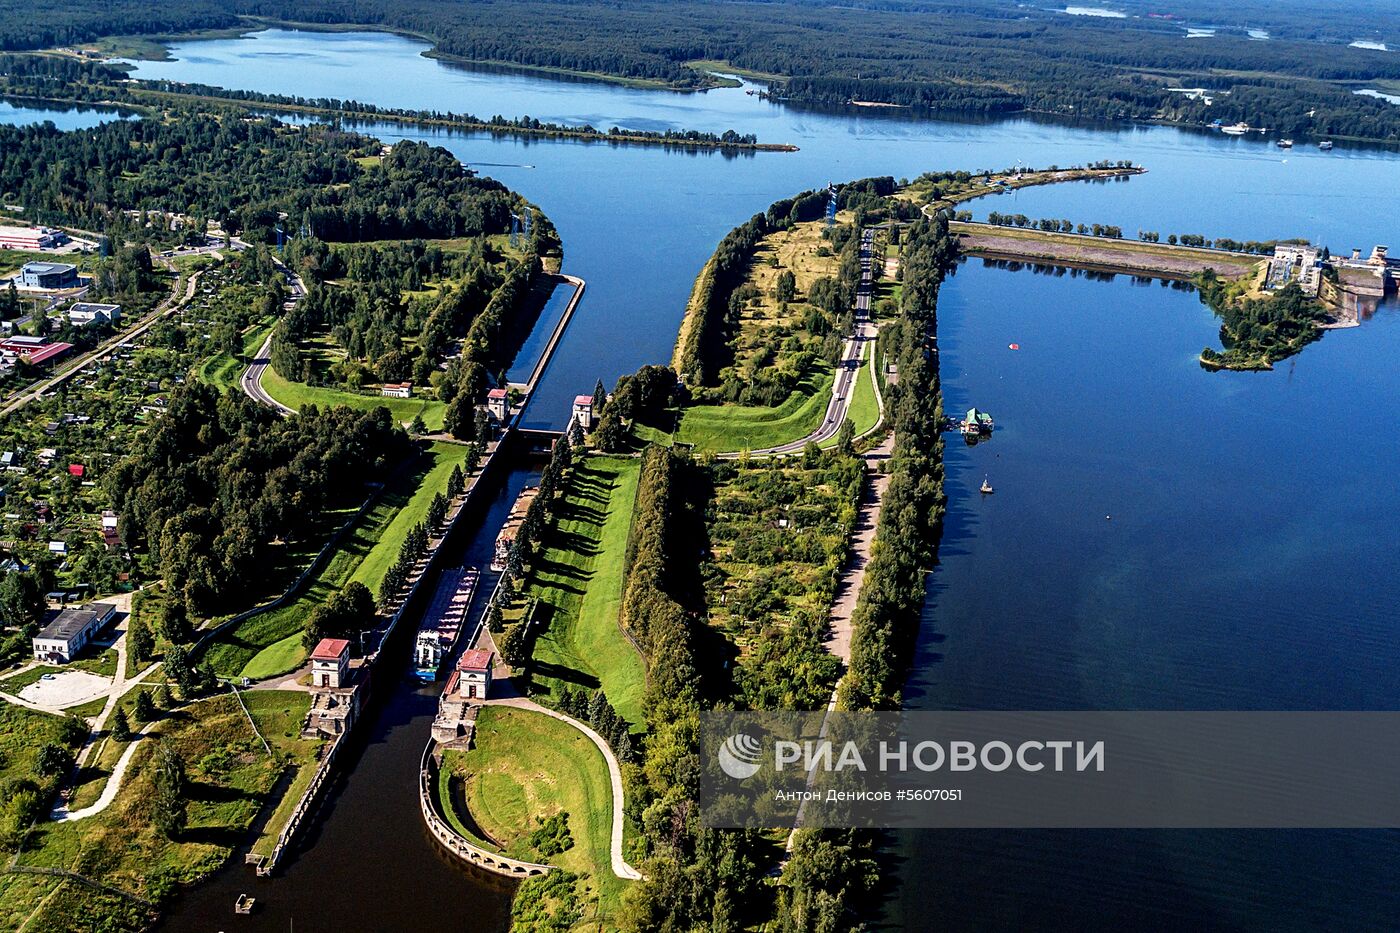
xmin=1319 ymin=140 xmax=1334 ymax=151
xmin=980 ymin=476 xmax=994 ymax=495
xmin=1220 ymin=122 xmax=1250 ymax=135
xmin=1277 ymin=138 xmax=1293 ymax=149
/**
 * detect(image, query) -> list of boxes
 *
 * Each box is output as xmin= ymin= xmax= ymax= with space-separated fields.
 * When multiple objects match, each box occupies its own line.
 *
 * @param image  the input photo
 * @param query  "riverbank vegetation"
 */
xmin=1196 ymin=274 xmax=1329 ymax=370
xmin=0 ymin=53 xmax=784 ymax=151
xmin=668 ymin=178 xmax=899 ymax=452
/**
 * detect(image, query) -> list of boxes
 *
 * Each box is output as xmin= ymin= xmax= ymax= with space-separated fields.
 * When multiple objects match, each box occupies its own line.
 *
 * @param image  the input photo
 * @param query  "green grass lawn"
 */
xmin=261 ymin=365 xmax=446 ymax=430
xmin=522 ymin=457 xmax=647 ymax=726
xmin=1 ymin=690 xmax=318 ymax=933
xmin=676 ymin=370 xmax=834 ymax=452
xmin=442 ymin=705 xmax=628 ymax=918
xmin=205 ymin=442 xmax=472 ymax=679
xmin=821 ymin=344 xmax=880 ymax=447
xmin=194 ymin=316 xmax=274 ymax=392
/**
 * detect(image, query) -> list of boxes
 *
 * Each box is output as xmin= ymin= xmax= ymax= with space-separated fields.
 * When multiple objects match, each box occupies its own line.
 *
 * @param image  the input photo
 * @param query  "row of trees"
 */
xmin=841 ymin=212 xmax=955 ymax=710
xmin=489 ymin=436 xmax=573 ymax=647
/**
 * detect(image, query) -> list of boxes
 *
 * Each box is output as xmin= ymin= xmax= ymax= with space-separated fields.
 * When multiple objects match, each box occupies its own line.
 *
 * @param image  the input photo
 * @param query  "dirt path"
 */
xmin=825 ymin=435 xmax=895 ymax=664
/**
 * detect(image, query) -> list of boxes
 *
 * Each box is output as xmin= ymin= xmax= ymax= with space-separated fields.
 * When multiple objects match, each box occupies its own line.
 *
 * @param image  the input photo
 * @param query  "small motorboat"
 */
xmin=1318 ymin=140 xmax=1334 ymax=151
xmin=235 ymin=894 xmax=257 ymax=914
xmin=980 ymin=476 xmax=994 ymax=495
xmin=1277 ymin=138 xmax=1293 ymax=149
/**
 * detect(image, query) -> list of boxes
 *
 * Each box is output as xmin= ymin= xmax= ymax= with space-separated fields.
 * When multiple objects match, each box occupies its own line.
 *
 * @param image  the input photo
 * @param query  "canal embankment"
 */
xmin=951 ymin=221 xmax=1262 ymax=280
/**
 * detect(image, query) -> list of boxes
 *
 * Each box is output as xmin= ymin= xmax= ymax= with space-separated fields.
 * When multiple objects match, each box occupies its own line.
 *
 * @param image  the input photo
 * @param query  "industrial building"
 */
xmin=18 ymin=262 xmax=80 ymax=290
xmin=0 ymin=336 xmax=74 ymax=368
xmin=67 ymin=302 xmax=121 ymax=327
xmin=31 ymin=601 xmax=118 ymax=663
xmin=0 ymin=225 xmax=67 ymax=250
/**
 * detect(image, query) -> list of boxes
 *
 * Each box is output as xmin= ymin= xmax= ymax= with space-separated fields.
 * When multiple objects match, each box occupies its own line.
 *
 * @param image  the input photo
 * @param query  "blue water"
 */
xmin=0 ymin=99 xmax=130 ymax=130
xmin=7 ymin=26 xmax=1400 ymax=930
xmin=504 ymin=279 xmax=576 ymax=388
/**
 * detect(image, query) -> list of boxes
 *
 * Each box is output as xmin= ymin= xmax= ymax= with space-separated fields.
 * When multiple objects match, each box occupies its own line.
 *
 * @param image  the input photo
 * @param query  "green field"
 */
xmin=441 ymin=706 xmax=627 ymax=915
xmin=677 ymin=370 xmax=833 ymax=452
xmin=205 ymin=442 xmax=472 ymax=679
xmin=821 ymin=344 xmax=881 ymax=447
xmin=261 ymin=365 xmax=446 ymax=430
xmin=0 ymin=690 xmax=317 ymax=933
xmin=522 ymin=457 xmax=647 ymax=726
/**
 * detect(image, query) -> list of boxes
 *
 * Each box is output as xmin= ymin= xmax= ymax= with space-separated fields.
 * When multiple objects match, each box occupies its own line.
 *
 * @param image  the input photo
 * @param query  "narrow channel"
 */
xmin=157 ymin=465 xmax=541 ymax=932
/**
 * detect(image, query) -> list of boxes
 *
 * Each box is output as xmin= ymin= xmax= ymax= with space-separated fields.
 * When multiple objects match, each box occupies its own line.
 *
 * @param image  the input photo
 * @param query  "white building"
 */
xmin=487 ymin=388 xmax=510 ymax=423
xmin=310 ymin=637 xmax=351 ymax=689
xmin=67 ymin=302 xmax=121 ymax=327
xmin=453 ymin=648 xmax=494 ymax=700
xmin=572 ymin=394 xmax=595 ymax=429
xmin=31 ymin=602 xmax=117 ymax=663
xmin=380 ymin=381 xmax=412 ymax=399
xmin=0 ymin=225 xmax=66 ymax=250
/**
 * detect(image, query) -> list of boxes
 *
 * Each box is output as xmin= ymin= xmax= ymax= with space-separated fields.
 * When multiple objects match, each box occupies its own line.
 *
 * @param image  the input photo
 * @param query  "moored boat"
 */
xmin=413 ymin=567 xmax=480 ymax=681
xmin=980 ymin=476 xmax=994 ymax=494
xmin=1220 ymin=122 xmax=1250 ymax=135
xmin=491 ymin=486 xmax=539 ymax=572
xmin=1319 ymin=140 xmax=1334 ymax=150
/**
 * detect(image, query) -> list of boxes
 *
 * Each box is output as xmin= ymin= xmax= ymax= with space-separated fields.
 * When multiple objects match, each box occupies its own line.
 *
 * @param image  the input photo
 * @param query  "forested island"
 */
xmin=3 ymin=0 xmax=1400 ymax=142
xmin=0 ymin=55 xmax=786 ymax=151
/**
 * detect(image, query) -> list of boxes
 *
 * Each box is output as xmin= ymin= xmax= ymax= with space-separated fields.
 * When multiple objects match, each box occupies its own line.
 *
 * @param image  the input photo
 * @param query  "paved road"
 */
xmin=740 ymin=228 xmax=878 ymax=457
xmin=239 ymin=255 xmax=304 ymax=416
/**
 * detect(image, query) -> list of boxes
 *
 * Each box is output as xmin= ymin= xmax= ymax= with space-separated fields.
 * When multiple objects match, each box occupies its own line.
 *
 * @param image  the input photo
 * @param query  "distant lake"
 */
xmin=0 ymin=99 xmax=130 ymax=130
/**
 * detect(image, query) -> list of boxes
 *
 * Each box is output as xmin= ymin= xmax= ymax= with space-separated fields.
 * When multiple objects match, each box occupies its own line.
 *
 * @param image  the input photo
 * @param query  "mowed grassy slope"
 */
xmin=262 ymin=364 xmax=446 ymax=430
xmin=676 ymin=370 xmax=833 ymax=453
xmin=194 ymin=316 xmax=274 ymax=392
xmin=207 ymin=442 xmax=472 ymax=680
xmin=524 ymin=457 xmax=646 ymax=726
xmin=446 ymin=706 xmax=626 ymax=913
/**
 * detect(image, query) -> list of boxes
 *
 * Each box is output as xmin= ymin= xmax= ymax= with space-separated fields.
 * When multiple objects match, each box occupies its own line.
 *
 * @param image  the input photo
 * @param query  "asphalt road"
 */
xmin=745 ymin=227 xmax=877 ymax=456
xmin=239 ymin=254 xmax=304 ymax=416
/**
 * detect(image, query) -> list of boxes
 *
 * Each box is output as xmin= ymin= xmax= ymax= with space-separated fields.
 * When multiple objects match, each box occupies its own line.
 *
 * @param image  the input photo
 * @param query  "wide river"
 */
xmin=7 ymin=27 xmax=1400 ymax=931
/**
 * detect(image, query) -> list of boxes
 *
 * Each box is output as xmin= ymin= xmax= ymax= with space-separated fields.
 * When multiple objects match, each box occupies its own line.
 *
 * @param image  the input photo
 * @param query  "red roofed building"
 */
xmin=486 ymin=387 xmax=509 ymax=423
xmin=311 ymin=637 xmax=351 ymax=689
xmin=67 ymin=464 xmax=84 ymax=477
xmin=572 ymin=394 xmax=594 ymax=429
xmin=456 ymin=648 xmax=494 ymax=700
xmin=0 ymin=338 xmax=73 ymax=369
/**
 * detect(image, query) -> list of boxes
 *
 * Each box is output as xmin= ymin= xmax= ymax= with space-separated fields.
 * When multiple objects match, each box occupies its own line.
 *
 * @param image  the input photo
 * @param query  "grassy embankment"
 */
xmin=204 ymin=442 xmax=471 ymax=680
xmin=439 ymin=706 xmax=627 ymax=918
xmin=0 ymin=690 xmax=316 ymax=933
xmin=193 ymin=315 xmax=275 ymax=392
xmin=261 ymin=362 xmax=446 ymax=431
xmin=517 ymin=457 xmax=647 ymax=726
xmin=674 ymin=215 xmax=852 ymax=452
xmin=949 ymin=221 xmax=1262 ymax=279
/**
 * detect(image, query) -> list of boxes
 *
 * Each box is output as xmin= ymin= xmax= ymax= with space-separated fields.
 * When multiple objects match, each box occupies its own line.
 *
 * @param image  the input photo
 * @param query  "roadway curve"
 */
xmin=239 ymin=256 xmax=304 ymax=416
xmin=736 ymin=228 xmax=878 ymax=457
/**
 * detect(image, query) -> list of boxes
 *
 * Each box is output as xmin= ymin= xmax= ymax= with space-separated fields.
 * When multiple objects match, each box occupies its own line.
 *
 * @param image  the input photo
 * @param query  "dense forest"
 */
xmin=2 ymin=0 xmax=1398 ymax=140
xmin=105 ymin=384 xmax=410 ymax=616
xmin=0 ymin=106 xmax=520 ymax=244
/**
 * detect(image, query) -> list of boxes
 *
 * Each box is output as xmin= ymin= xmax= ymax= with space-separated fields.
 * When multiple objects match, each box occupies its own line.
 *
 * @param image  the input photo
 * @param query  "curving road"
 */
xmin=239 ymin=256 xmax=304 ymax=416
xmin=738 ymin=227 xmax=879 ymax=457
